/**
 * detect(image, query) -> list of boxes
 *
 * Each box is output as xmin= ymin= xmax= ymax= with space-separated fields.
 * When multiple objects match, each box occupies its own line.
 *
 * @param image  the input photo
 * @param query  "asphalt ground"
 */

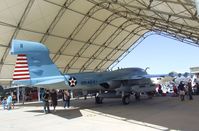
xmin=0 ymin=95 xmax=199 ymax=131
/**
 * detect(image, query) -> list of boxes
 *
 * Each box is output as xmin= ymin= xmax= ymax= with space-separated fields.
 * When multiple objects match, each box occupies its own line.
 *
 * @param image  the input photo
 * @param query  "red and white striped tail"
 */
xmin=13 ymin=54 xmax=30 ymax=81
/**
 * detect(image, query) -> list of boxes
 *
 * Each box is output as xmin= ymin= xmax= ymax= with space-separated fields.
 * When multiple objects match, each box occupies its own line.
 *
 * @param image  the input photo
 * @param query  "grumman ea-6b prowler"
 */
xmin=10 ymin=40 xmax=171 ymax=105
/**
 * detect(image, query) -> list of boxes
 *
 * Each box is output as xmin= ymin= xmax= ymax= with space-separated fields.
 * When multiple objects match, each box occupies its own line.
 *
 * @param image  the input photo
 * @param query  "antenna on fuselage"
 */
xmin=145 ymin=67 xmax=150 ymax=72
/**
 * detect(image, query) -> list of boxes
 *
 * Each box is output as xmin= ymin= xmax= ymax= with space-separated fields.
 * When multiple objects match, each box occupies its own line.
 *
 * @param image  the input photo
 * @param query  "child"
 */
xmin=2 ymin=97 xmax=7 ymax=110
xmin=7 ymin=93 xmax=12 ymax=110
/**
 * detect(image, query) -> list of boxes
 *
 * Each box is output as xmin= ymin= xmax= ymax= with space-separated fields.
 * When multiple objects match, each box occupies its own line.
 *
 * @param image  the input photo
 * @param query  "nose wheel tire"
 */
xmin=147 ymin=91 xmax=154 ymax=99
xmin=95 ymin=96 xmax=103 ymax=104
xmin=135 ymin=93 xmax=140 ymax=100
xmin=122 ymin=95 xmax=130 ymax=105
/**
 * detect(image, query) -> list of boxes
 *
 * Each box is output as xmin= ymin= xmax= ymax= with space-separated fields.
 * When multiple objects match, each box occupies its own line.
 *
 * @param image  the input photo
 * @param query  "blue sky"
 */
xmin=115 ymin=34 xmax=199 ymax=74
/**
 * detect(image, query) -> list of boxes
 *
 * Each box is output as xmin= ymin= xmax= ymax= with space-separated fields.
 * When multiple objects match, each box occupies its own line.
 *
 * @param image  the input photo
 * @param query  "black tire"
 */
xmin=122 ymin=95 xmax=130 ymax=105
xmin=95 ymin=96 xmax=103 ymax=104
xmin=147 ymin=92 xmax=154 ymax=99
xmin=135 ymin=93 xmax=140 ymax=100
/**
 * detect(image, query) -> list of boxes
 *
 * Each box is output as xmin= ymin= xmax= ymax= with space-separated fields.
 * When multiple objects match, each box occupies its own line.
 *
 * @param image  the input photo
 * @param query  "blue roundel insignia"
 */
xmin=68 ymin=77 xmax=77 ymax=87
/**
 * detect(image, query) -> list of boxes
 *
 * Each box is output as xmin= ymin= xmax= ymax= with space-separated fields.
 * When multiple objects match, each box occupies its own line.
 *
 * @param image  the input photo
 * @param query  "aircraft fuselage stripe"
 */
xmin=18 ymin=54 xmax=26 ymax=57
xmin=13 ymin=73 xmax=30 ymax=76
xmin=16 ymin=60 xmax=27 ymax=62
xmin=17 ymin=56 xmax=27 ymax=59
xmin=13 ymin=77 xmax=30 ymax=80
xmin=14 ymin=70 xmax=29 ymax=72
xmin=15 ymin=64 xmax=28 ymax=67
xmin=13 ymin=54 xmax=30 ymax=80
xmin=13 ymin=75 xmax=30 ymax=78
xmin=16 ymin=62 xmax=28 ymax=64
xmin=17 ymin=58 xmax=27 ymax=60
xmin=14 ymin=69 xmax=29 ymax=72
xmin=15 ymin=66 xmax=28 ymax=69
xmin=14 ymin=72 xmax=29 ymax=74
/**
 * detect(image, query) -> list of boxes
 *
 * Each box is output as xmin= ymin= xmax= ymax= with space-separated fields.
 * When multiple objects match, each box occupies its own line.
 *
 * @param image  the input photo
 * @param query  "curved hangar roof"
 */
xmin=0 ymin=0 xmax=198 ymax=84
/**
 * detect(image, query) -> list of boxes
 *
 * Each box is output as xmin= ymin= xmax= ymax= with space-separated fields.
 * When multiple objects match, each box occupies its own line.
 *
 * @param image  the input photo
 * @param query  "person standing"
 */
xmin=12 ymin=93 xmax=16 ymax=109
xmin=50 ymin=89 xmax=58 ymax=112
xmin=178 ymin=81 xmax=185 ymax=101
xmin=187 ymin=81 xmax=193 ymax=100
xmin=173 ymin=83 xmax=178 ymax=96
xmin=1 ymin=97 xmax=7 ymax=110
xmin=158 ymin=84 xmax=163 ymax=95
xmin=196 ymin=83 xmax=199 ymax=95
xmin=7 ymin=93 xmax=12 ymax=110
xmin=42 ymin=90 xmax=51 ymax=114
xmin=63 ymin=90 xmax=71 ymax=108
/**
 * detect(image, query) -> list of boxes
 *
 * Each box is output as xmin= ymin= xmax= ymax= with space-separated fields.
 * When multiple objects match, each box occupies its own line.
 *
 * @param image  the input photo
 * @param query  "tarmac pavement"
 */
xmin=0 ymin=95 xmax=199 ymax=131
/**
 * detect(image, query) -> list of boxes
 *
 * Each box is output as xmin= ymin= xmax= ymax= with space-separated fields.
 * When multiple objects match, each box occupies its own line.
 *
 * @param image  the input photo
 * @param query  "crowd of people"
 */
xmin=0 ymin=92 xmax=16 ymax=110
xmin=42 ymin=89 xmax=71 ymax=114
xmin=157 ymin=80 xmax=199 ymax=101
xmin=2 ymin=80 xmax=199 ymax=112
xmin=0 ymin=89 xmax=71 ymax=114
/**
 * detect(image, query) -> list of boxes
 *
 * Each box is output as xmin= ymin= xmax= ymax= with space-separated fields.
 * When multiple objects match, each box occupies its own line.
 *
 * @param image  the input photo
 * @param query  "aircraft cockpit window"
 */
xmin=132 ymin=68 xmax=146 ymax=75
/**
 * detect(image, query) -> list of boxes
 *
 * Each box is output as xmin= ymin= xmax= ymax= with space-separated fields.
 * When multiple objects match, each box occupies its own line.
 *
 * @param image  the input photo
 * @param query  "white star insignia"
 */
xmin=69 ymin=77 xmax=77 ymax=87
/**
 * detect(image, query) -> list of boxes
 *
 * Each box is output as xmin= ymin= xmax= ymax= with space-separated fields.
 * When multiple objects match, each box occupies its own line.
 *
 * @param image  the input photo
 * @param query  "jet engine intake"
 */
xmin=100 ymin=81 xmax=121 ymax=89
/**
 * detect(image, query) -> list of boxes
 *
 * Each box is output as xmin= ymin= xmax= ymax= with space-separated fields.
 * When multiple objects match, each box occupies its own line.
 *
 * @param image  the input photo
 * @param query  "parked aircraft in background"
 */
xmin=10 ymin=40 xmax=171 ymax=104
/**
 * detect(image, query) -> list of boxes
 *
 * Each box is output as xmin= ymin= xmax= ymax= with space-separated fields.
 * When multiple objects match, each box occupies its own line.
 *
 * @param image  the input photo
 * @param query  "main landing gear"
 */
xmin=95 ymin=96 xmax=103 ymax=104
xmin=95 ymin=92 xmax=103 ymax=104
xmin=147 ymin=91 xmax=154 ymax=99
xmin=121 ymin=92 xmax=142 ymax=105
xmin=95 ymin=91 xmax=154 ymax=105
xmin=121 ymin=91 xmax=131 ymax=105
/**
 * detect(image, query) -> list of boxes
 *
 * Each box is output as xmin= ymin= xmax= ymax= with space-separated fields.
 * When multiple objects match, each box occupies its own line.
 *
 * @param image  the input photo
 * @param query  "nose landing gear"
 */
xmin=122 ymin=94 xmax=130 ymax=105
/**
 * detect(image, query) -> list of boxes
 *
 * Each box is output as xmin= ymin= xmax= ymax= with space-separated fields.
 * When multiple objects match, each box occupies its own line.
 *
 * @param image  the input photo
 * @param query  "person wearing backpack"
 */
xmin=63 ymin=90 xmax=71 ymax=108
xmin=42 ymin=89 xmax=51 ymax=113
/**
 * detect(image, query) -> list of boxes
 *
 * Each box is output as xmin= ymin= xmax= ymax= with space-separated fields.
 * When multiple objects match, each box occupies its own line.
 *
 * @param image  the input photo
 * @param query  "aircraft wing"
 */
xmin=142 ymin=74 xmax=170 ymax=78
xmin=34 ymin=78 xmax=65 ymax=85
xmin=112 ymin=74 xmax=170 ymax=81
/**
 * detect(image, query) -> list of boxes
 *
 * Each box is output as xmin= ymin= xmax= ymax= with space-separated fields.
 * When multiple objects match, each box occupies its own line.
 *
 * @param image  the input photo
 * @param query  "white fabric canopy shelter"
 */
xmin=0 ymin=0 xmax=198 ymax=85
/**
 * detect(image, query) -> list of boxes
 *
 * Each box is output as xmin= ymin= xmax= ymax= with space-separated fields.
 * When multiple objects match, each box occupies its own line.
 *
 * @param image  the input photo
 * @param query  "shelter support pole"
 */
xmin=22 ymin=87 xmax=25 ymax=105
xmin=37 ymin=87 xmax=40 ymax=101
xmin=17 ymin=87 xmax=20 ymax=103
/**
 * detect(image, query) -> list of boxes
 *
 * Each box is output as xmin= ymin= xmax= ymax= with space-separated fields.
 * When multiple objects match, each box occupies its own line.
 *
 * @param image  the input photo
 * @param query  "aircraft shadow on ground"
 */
xmin=26 ymin=108 xmax=83 ymax=119
xmin=21 ymin=96 xmax=198 ymax=130
xmin=23 ymin=98 xmax=101 ymax=119
xmin=86 ymin=96 xmax=198 ymax=131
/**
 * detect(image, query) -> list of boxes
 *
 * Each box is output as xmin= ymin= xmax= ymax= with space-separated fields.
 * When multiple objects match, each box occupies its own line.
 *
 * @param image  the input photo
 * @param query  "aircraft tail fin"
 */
xmin=11 ymin=40 xmax=63 ymax=86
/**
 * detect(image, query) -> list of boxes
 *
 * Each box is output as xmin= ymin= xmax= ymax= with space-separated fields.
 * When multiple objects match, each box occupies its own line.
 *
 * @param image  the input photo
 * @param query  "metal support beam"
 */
xmin=82 ymin=20 xmax=137 ymax=71
xmin=109 ymin=32 xmax=154 ymax=70
xmin=177 ymin=0 xmax=198 ymax=21
xmin=95 ymin=27 xmax=148 ymax=71
xmin=89 ymin=0 xmax=199 ymax=39
xmin=52 ymin=2 xmax=106 ymax=65
xmin=40 ymin=0 xmax=75 ymax=43
xmin=0 ymin=0 xmax=35 ymax=75
xmin=98 ymin=0 xmax=195 ymax=21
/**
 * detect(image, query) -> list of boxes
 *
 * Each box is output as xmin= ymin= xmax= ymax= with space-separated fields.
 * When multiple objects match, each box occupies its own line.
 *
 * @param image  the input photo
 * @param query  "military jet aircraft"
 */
xmin=10 ymin=40 xmax=169 ymax=104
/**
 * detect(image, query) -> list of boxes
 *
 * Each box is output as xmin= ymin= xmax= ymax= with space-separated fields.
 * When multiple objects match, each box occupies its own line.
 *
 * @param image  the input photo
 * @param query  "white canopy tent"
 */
xmin=0 ymin=0 xmax=199 ymax=86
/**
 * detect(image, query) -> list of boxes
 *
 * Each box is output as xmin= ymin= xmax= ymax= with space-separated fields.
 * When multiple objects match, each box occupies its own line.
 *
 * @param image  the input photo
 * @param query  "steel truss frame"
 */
xmin=0 ymin=0 xmax=198 ymax=76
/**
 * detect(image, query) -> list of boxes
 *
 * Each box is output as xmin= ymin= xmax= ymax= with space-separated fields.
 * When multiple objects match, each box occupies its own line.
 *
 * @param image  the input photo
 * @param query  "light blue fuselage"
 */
xmin=11 ymin=40 xmax=155 ymax=93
